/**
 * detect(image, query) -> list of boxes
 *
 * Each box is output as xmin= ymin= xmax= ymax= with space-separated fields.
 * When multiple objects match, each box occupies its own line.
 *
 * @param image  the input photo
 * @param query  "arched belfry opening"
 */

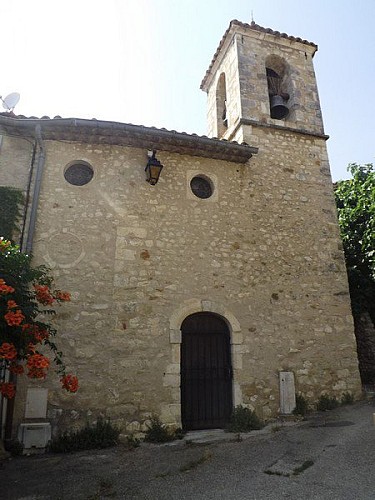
xmin=266 ymin=55 xmax=290 ymax=120
xmin=180 ymin=312 xmax=233 ymax=430
xmin=216 ymin=73 xmax=228 ymax=138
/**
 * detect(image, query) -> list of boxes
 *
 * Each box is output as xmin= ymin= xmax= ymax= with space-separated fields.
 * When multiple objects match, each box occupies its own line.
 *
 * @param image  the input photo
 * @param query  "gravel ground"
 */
xmin=2 ymin=400 xmax=375 ymax=500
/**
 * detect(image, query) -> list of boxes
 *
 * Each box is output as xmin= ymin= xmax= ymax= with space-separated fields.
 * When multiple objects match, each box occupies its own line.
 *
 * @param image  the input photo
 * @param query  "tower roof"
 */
xmin=201 ymin=20 xmax=318 ymax=91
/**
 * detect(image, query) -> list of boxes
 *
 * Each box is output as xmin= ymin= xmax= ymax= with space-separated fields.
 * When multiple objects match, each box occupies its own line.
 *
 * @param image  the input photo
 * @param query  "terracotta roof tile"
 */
xmin=0 ymin=112 xmax=258 ymax=164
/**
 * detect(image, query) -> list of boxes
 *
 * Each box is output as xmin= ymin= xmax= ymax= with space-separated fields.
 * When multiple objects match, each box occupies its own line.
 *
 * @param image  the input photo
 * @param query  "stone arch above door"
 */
xmin=169 ymin=298 xmax=242 ymax=344
xmin=160 ymin=299 xmax=244 ymax=426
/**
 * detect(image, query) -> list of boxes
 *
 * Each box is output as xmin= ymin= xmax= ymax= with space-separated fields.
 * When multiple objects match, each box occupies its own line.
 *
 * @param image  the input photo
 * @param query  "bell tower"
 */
xmin=201 ymin=20 xmax=325 ymax=144
xmin=199 ymin=20 xmax=362 ymax=413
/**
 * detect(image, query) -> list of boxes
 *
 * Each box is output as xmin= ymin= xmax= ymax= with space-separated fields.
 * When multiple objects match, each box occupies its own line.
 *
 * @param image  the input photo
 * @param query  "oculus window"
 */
xmin=190 ymin=176 xmax=213 ymax=199
xmin=64 ymin=162 xmax=94 ymax=186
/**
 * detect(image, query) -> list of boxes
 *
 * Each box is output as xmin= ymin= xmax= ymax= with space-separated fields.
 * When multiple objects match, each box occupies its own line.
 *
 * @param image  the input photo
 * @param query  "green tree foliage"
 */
xmin=334 ymin=163 xmax=375 ymax=318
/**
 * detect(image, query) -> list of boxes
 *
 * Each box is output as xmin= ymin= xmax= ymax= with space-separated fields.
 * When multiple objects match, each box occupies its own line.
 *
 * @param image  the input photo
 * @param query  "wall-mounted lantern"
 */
xmin=145 ymin=150 xmax=163 ymax=185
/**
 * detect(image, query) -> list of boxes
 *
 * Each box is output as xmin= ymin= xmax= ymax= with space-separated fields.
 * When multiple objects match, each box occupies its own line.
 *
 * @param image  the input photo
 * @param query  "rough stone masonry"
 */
xmin=0 ymin=19 xmax=362 ymax=438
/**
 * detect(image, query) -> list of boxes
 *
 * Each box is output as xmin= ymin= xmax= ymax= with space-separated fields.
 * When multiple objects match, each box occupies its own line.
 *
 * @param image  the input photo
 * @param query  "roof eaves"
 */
xmin=0 ymin=114 xmax=258 ymax=164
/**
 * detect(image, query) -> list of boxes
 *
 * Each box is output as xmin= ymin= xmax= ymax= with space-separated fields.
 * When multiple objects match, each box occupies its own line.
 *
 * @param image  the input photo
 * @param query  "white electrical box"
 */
xmin=18 ymin=422 xmax=51 ymax=450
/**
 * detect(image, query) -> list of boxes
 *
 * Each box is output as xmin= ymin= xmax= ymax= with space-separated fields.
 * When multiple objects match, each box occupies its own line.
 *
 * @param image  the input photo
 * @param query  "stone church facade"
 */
xmin=0 ymin=20 xmax=361 ymax=438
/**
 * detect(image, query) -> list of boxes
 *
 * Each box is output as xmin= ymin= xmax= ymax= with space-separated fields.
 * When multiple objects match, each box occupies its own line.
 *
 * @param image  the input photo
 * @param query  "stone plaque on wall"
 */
xmin=279 ymin=371 xmax=296 ymax=414
xmin=25 ymin=388 xmax=48 ymax=419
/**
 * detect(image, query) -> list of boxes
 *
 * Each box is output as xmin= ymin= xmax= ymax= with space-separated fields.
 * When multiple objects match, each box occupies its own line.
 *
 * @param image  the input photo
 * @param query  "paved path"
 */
xmin=2 ymin=400 xmax=375 ymax=499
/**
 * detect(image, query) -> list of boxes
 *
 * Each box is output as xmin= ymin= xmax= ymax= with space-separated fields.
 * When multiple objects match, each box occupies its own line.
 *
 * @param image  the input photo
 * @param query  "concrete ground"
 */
xmin=2 ymin=400 xmax=375 ymax=500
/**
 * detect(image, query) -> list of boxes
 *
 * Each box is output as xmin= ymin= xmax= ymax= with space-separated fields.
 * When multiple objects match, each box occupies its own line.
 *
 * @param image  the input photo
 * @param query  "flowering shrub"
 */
xmin=61 ymin=374 xmax=79 ymax=393
xmin=0 ymin=238 xmax=78 ymax=399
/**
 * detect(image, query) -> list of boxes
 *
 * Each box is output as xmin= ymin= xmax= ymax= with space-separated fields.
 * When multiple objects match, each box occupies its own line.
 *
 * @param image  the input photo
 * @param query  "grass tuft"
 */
xmin=49 ymin=418 xmax=120 ymax=453
xmin=226 ymin=405 xmax=263 ymax=433
xmin=317 ymin=395 xmax=339 ymax=411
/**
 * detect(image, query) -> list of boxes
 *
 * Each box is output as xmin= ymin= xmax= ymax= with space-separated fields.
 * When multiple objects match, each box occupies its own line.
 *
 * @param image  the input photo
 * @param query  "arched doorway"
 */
xmin=181 ymin=312 xmax=233 ymax=430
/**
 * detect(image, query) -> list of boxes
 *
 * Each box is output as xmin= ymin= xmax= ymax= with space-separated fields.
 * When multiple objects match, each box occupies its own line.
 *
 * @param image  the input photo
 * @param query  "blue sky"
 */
xmin=1 ymin=0 xmax=374 ymax=180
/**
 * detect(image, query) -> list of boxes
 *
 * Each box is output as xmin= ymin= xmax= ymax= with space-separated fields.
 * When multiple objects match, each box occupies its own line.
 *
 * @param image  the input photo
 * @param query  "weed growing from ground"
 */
xmin=144 ymin=416 xmax=175 ymax=443
xmin=293 ymin=394 xmax=309 ymax=417
xmin=6 ymin=439 xmax=24 ymax=456
xmin=49 ymin=418 xmax=120 ymax=453
xmin=226 ymin=405 xmax=263 ymax=433
xmin=341 ymin=392 xmax=354 ymax=405
xmin=126 ymin=434 xmax=141 ymax=449
xmin=316 ymin=394 xmax=340 ymax=411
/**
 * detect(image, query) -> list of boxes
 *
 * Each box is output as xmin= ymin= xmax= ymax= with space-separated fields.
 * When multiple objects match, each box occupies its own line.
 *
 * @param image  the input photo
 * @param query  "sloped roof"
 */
xmin=201 ymin=20 xmax=318 ymax=90
xmin=0 ymin=113 xmax=257 ymax=164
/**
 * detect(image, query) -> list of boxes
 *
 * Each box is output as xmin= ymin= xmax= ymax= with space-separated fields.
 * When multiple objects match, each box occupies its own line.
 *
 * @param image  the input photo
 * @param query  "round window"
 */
xmin=64 ymin=162 xmax=94 ymax=186
xmin=190 ymin=176 xmax=213 ymax=199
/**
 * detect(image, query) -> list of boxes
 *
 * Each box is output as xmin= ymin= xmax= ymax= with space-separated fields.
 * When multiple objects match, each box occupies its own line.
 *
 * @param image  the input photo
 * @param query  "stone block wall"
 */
xmin=11 ymin=135 xmax=361 ymax=435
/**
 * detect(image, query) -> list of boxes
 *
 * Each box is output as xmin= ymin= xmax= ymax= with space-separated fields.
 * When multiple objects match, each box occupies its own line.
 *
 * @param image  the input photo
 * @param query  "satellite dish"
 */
xmin=1 ymin=92 xmax=20 ymax=111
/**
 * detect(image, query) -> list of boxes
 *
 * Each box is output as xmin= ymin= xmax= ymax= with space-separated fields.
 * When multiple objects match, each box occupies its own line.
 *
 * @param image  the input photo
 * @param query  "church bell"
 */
xmin=270 ymin=95 xmax=289 ymax=120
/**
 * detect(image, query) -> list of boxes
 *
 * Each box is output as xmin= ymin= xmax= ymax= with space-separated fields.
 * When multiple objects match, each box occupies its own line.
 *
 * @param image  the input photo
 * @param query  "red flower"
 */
xmin=27 ymin=353 xmax=50 ymax=370
xmin=55 ymin=291 xmax=71 ymax=302
xmin=61 ymin=374 xmax=79 ymax=393
xmin=21 ymin=323 xmax=32 ymax=333
xmin=0 ymin=342 xmax=17 ymax=360
xmin=4 ymin=309 xmax=25 ymax=326
xmin=34 ymin=285 xmax=54 ymax=305
xmin=0 ymin=382 xmax=16 ymax=399
xmin=8 ymin=362 xmax=24 ymax=375
xmin=26 ymin=353 xmax=49 ymax=378
xmin=22 ymin=323 xmax=49 ymax=343
xmin=0 ymin=279 xmax=15 ymax=295
xmin=7 ymin=300 xmax=18 ymax=309
xmin=27 ymin=367 xmax=47 ymax=379
xmin=26 ymin=342 xmax=37 ymax=354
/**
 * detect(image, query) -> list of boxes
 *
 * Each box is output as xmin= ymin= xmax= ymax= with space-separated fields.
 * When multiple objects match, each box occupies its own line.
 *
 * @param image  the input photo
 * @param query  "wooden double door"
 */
xmin=181 ymin=312 xmax=233 ymax=430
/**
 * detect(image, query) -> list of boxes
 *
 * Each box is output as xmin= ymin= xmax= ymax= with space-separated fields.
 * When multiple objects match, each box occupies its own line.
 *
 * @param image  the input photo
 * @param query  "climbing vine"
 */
xmin=0 ymin=187 xmax=24 ymax=241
